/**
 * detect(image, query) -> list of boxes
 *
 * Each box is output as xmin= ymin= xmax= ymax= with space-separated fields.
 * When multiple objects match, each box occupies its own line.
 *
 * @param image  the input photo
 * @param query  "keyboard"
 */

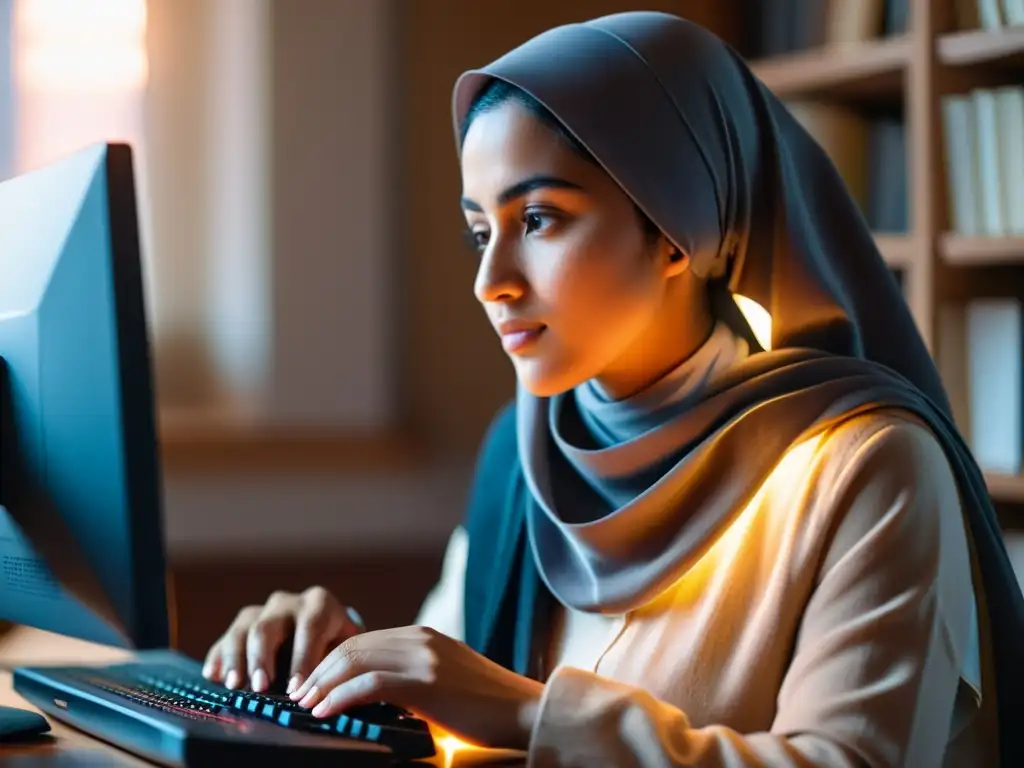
xmin=12 ymin=649 xmax=436 ymax=766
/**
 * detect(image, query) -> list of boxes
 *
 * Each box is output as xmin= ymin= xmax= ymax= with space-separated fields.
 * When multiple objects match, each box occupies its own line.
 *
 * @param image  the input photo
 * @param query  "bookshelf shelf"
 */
xmin=876 ymin=234 xmax=915 ymax=267
xmin=938 ymin=28 xmax=1024 ymax=66
xmin=940 ymin=235 xmax=1024 ymax=266
xmin=751 ymin=36 xmax=910 ymax=100
xmin=735 ymin=1 xmax=1024 ymax=527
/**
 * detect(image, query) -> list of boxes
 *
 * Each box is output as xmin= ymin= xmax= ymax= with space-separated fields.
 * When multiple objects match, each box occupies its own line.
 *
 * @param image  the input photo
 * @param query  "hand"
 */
xmin=290 ymin=625 xmax=544 ymax=751
xmin=202 ymin=586 xmax=365 ymax=694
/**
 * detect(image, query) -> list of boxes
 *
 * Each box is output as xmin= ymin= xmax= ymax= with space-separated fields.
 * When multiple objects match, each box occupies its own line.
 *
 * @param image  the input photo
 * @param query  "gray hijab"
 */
xmin=452 ymin=12 xmax=1024 ymax=762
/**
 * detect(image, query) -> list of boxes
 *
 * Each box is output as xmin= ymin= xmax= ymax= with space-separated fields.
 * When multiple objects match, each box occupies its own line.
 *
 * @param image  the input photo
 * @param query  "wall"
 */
xmin=161 ymin=0 xmax=735 ymax=655
xmin=165 ymin=0 xmax=729 ymax=555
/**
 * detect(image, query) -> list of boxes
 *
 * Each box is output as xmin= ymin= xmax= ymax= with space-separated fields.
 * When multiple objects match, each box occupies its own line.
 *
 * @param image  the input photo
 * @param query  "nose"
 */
xmin=474 ymin=238 xmax=526 ymax=304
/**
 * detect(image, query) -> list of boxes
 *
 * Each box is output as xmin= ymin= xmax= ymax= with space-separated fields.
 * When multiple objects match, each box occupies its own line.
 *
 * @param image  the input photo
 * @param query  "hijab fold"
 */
xmin=452 ymin=12 xmax=1023 ymax=763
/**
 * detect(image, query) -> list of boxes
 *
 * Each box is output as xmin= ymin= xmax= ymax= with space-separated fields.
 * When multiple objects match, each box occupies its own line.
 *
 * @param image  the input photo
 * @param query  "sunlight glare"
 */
xmin=15 ymin=0 xmax=148 ymax=91
xmin=733 ymin=294 xmax=772 ymax=351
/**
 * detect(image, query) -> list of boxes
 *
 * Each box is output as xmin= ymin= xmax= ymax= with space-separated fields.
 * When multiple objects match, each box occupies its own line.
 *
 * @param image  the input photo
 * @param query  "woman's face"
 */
xmin=460 ymin=100 xmax=686 ymax=398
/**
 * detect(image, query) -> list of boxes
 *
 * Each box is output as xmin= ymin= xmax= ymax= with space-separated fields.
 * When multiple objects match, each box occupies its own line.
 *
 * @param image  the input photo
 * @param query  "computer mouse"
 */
xmin=0 ymin=705 xmax=50 ymax=741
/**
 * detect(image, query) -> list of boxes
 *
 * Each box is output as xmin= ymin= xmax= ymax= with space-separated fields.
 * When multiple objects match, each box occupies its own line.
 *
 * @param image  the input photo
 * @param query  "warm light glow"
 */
xmin=640 ymin=433 xmax=824 ymax=616
xmin=733 ymin=294 xmax=772 ymax=351
xmin=436 ymin=734 xmax=486 ymax=768
xmin=15 ymin=0 xmax=148 ymax=91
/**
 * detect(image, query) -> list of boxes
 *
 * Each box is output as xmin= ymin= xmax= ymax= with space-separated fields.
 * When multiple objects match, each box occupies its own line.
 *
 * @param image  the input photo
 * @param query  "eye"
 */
xmin=523 ymin=209 xmax=559 ymax=235
xmin=462 ymin=226 xmax=489 ymax=253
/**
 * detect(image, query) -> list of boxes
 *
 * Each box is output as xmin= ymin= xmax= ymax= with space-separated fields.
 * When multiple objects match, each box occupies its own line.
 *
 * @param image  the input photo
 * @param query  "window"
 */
xmin=5 ymin=0 xmax=400 ymax=448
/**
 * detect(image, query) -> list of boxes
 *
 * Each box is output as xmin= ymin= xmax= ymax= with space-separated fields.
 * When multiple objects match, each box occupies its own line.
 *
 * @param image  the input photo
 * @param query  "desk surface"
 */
xmin=0 ymin=628 xmax=524 ymax=767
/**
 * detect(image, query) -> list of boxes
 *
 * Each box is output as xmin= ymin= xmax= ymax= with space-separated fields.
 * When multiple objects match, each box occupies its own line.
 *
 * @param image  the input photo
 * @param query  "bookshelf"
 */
xmin=730 ymin=0 xmax=1024 ymax=518
xmin=938 ymin=25 xmax=1024 ymax=64
xmin=751 ymin=34 xmax=911 ymax=99
xmin=941 ymin=235 xmax=1024 ymax=265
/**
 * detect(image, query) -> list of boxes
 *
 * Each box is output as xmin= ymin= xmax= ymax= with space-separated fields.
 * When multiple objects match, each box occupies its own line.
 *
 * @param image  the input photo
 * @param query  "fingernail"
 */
xmin=298 ymin=686 xmax=318 ymax=709
xmin=225 ymin=670 xmax=241 ymax=690
xmin=286 ymin=675 xmax=302 ymax=695
xmin=201 ymin=663 xmax=212 ymax=679
xmin=251 ymin=669 xmax=268 ymax=693
xmin=311 ymin=700 xmax=328 ymax=717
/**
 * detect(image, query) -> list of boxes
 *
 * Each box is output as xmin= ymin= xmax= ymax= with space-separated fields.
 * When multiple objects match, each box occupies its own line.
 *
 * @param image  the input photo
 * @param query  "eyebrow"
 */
xmin=460 ymin=174 xmax=585 ymax=212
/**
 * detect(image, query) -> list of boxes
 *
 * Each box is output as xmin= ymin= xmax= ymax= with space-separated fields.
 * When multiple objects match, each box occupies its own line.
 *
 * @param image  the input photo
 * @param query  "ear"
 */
xmin=659 ymin=237 xmax=690 ymax=279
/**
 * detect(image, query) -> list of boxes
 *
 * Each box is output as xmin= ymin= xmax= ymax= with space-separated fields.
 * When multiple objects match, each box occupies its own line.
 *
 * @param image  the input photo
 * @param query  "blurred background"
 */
xmin=0 ymin=0 xmax=1021 ymax=661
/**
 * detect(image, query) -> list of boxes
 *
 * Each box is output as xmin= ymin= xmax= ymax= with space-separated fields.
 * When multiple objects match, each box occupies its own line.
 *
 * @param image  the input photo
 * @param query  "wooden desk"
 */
xmin=0 ymin=628 xmax=524 ymax=767
xmin=0 ymin=628 xmax=147 ymax=765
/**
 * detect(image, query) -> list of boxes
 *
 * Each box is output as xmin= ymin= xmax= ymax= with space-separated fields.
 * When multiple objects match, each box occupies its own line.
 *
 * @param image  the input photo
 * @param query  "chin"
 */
xmin=511 ymin=358 xmax=588 ymax=399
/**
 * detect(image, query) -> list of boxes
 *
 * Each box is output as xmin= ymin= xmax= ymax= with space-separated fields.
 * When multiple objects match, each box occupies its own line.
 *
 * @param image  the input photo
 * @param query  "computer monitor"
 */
xmin=0 ymin=142 xmax=170 ymax=650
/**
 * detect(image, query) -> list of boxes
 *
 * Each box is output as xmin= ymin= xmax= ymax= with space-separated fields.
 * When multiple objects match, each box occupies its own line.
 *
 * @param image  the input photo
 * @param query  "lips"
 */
xmin=496 ymin=320 xmax=546 ymax=354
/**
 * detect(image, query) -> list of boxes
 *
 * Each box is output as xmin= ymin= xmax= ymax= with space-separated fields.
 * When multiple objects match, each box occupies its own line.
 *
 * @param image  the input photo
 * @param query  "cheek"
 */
xmin=532 ymin=229 xmax=659 ymax=358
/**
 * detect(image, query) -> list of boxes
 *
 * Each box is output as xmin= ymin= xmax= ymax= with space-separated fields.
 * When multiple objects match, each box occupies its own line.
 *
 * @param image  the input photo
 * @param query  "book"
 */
xmin=785 ymin=102 xmax=871 ymax=210
xmin=996 ymin=87 xmax=1024 ymax=234
xmin=750 ymin=0 xmax=889 ymax=58
xmin=865 ymin=117 xmax=908 ymax=233
xmin=965 ymin=298 xmax=1024 ymax=475
xmin=973 ymin=89 xmax=1005 ymax=236
xmin=941 ymin=95 xmax=980 ymax=236
xmin=941 ymin=87 xmax=1024 ymax=236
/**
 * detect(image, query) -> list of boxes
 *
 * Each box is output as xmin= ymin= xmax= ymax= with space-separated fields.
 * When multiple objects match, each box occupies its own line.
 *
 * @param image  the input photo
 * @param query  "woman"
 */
xmin=202 ymin=12 xmax=1023 ymax=766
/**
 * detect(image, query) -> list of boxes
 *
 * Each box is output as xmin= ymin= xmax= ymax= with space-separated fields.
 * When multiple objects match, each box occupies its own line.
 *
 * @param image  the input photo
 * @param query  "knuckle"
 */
xmin=266 ymin=590 xmax=294 ymax=606
xmin=415 ymin=625 xmax=440 ymax=641
xmin=299 ymin=603 xmax=330 ymax=632
xmin=362 ymin=671 xmax=385 ymax=693
xmin=302 ymin=585 xmax=334 ymax=607
xmin=411 ymin=624 xmax=442 ymax=648
xmin=337 ymin=643 xmax=357 ymax=665
xmin=337 ymin=641 xmax=363 ymax=670
xmin=230 ymin=606 xmax=260 ymax=631
xmin=413 ymin=648 xmax=439 ymax=683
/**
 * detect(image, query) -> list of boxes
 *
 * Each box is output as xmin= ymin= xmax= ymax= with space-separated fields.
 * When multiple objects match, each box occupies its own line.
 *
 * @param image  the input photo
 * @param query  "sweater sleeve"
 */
xmin=526 ymin=419 xmax=980 ymax=768
xmin=415 ymin=525 xmax=469 ymax=642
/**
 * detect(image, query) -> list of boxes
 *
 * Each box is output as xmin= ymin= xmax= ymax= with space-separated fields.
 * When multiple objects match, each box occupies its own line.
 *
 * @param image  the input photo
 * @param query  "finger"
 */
xmin=201 ymin=641 xmax=224 ymax=681
xmin=310 ymin=671 xmax=409 ymax=719
xmin=292 ymin=634 xmax=372 ymax=706
xmin=287 ymin=590 xmax=344 ymax=695
xmin=292 ymin=641 xmax=358 ymax=707
xmin=220 ymin=607 xmax=260 ymax=689
xmin=293 ymin=637 xmax=410 ymax=707
xmin=246 ymin=593 xmax=297 ymax=692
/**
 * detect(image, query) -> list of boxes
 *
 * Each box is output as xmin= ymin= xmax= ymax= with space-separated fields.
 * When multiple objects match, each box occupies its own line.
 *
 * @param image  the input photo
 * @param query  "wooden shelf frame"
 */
xmin=940 ymin=235 xmax=1024 ymax=266
xmin=747 ymin=6 xmax=1024 ymax=511
xmin=751 ymin=34 xmax=911 ymax=100
xmin=876 ymin=234 xmax=917 ymax=269
xmin=937 ymin=26 xmax=1024 ymax=66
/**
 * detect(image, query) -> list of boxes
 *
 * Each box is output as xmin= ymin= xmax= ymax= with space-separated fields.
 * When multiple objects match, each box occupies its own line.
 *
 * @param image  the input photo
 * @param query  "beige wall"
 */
xmin=162 ymin=0 xmax=733 ymax=558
